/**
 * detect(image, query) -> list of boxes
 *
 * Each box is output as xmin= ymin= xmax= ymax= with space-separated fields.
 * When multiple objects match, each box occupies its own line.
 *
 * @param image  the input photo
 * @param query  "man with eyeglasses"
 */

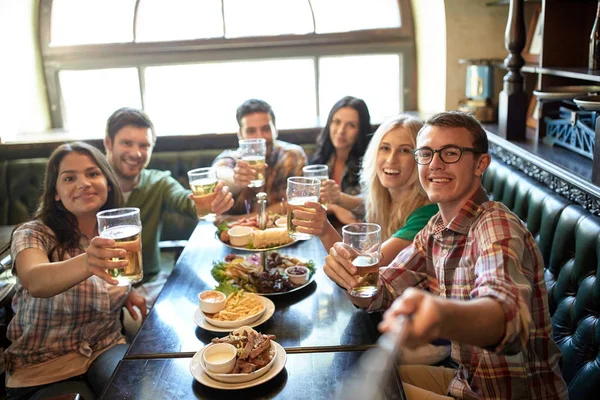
xmin=324 ymin=111 xmax=567 ymax=399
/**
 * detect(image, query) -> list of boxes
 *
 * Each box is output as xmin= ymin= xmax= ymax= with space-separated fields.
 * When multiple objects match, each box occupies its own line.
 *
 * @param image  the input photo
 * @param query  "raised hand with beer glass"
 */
xmin=286 ymin=177 xmax=321 ymax=240
xmin=188 ymin=167 xmax=218 ymax=221
xmin=238 ymin=138 xmax=267 ymax=188
xmin=97 ymin=207 xmax=144 ymax=286
xmin=187 ymin=167 xmax=234 ymax=221
xmin=341 ymin=223 xmax=381 ymax=298
xmin=303 ymin=164 xmax=329 ymax=208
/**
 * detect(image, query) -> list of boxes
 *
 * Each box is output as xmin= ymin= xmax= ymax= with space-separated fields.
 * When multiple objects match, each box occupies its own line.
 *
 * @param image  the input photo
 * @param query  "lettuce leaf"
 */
xmin=214 ymin=281 xmax=238 ymax=296
xmin=305 ymin=259 xmax=316 ymax=275
xmin=216 ymin=222 xmax=229 ymax=234
xmin=211 ymin=261 xmax=229 ymax=282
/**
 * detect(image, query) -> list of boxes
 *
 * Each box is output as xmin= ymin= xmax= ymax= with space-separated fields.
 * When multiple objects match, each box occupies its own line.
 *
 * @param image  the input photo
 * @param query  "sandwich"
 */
xmin=252 ymin=227 xmax=294 ymax=249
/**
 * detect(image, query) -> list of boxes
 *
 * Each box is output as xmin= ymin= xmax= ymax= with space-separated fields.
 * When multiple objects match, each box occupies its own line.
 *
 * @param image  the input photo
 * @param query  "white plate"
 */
xmin=200 ymin=341 xmax=277 ymax=383
xmin=202 ymin=295 xmax=266 ymax=329
xmin=215 ymin=232 xmax=298 ymax=252
xmin=189 ymin=341 xmax=287 ymax=390
xmin=258 ymin=272 xmax=316 ymax=297
xmin=193 ymin=297 xmax=275 ymax=332
xmin=533 ymin=86 xmax=600 ymax=101
xmin=574 ymin=95 xmax=600 ymax=111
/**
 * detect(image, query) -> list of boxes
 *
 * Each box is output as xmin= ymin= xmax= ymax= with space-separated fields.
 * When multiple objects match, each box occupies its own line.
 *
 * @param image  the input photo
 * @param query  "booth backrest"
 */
xmin=0 ymin=144 xmax=315 ymax=241
xmin=0 ymin=149 xmax=234 ymax=241
xmin=483 ymin=159 xmax=600 ymax=399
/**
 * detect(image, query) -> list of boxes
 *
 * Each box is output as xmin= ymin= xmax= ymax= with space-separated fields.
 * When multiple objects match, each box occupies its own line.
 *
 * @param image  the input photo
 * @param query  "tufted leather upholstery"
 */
xmin=0 ymin=144 xmax=316 ymax=237
xmin=5 ymin=158 xmax=47 ymax=225
xmin=483 ymin=159 xmax=600 ymax=399
xmin=0 ymin=161 xmax=9 ymax=225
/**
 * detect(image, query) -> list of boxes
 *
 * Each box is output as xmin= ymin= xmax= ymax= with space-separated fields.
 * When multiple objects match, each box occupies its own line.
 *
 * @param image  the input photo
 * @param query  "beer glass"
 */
xmin=188 ymin=167 xmax=217 ymax=221
xmin=286 ymin=177 xmax=321 ymax=240
xmin=239 ymin=138 xmax=267 ymax=188
xmin=97 ymin=207 xmax=143 ymax=286
xmin=303 ymin=164 xmax=329 ymax=208
xmin=342 ymin=223 xmax=381 ymax=298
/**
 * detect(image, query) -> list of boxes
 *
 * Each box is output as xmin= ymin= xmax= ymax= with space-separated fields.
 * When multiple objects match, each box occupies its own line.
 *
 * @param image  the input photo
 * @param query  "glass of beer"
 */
xmin=238 ymin=138 xmax=266 ymax=188
xmin=342 ymin=223 xmax=381 ymax=298
xmin=303 ymin=164 xmax=329 ymax=208
xmin=97 ymin=207 xmax=143 ymax=286
xmin=188 ymin=167 xmax=218 ymax=221
xmin=286 ymin=177 xmax=321 ymax=240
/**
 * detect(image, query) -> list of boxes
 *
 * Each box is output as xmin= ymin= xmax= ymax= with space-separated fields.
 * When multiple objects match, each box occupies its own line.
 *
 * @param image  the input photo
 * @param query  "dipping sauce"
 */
xmin=206 ymin=352 xmax=235 ymax=364
xmin=286 ymin=266 xmax=308 ymax=275
xmin=200 ymin=291 xmax=225 ymax=303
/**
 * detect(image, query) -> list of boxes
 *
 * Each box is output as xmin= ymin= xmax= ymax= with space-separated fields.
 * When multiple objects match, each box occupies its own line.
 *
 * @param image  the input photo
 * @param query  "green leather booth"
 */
xmin=0 ymin=144 xmax=315 ymax=242
xmin=0 ymin=149 xmax=233 ymax=242
xmin=483 ymin=158 xmax=600 ymax=400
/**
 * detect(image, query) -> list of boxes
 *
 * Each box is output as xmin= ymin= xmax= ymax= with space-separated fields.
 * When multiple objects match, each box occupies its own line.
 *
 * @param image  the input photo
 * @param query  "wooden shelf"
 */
xmin=484 ymin=124 xmax=593 ymax=183
xmin=493 ymin=63 xmax=600 ymax=82
xmin=535 ymin=66 xmax=600 ymax=82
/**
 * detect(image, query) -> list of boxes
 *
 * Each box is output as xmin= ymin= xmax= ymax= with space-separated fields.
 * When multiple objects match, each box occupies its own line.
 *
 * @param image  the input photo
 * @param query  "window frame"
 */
xmin=39 ymin=0 xmax=417 ymax=132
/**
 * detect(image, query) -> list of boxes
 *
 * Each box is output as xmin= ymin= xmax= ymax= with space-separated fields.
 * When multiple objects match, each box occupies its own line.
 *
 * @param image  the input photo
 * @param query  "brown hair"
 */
xmin=420 ymin=111 xmax=488 ymax=153
xmin=106 ymin=107 xmax=155 ymax=143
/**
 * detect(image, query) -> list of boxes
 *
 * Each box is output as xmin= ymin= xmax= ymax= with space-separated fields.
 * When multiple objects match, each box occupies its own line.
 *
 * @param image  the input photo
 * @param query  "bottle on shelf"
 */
xmin=589 ymin=1 xmax=600 ymax=70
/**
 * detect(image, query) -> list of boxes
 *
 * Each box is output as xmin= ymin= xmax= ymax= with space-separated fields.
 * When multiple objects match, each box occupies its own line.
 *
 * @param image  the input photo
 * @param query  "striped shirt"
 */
xmin=5 ymin=221 xmax=128 ymax=376
xmin=370 ymin=187 xmax=568 ymax=399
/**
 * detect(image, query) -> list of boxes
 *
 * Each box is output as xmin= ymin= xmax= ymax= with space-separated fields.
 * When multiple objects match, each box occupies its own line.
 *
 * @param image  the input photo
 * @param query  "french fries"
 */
xmin=210 ymin=291 xmax=264 ymax=321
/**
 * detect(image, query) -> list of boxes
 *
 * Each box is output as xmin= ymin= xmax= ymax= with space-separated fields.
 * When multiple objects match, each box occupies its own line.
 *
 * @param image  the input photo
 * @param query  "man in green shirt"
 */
xmin=103 ymin=108 xmax=233 ymax=306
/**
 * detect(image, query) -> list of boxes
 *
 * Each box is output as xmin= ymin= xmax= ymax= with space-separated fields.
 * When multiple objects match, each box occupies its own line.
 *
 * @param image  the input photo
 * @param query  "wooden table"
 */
xmin=103 ymin=350 xmax=403 ymax=399
xmin=103 ymin=221 xmax=402 ymax=399
xmin=127 ymin=222 xmax=382 ymax=357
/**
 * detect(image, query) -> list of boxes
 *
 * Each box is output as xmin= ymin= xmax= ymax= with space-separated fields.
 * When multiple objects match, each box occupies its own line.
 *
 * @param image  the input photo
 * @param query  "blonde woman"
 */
xmin=294 ymin=116 xmax=449 ymax=365
xmin=295 ymin=114 xmax=438 ymax=266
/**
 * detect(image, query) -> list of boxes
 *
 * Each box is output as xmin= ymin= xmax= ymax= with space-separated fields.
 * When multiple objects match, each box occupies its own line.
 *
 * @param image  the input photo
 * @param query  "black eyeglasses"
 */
xmin=412 ymin=145 xmax=482 ymax=165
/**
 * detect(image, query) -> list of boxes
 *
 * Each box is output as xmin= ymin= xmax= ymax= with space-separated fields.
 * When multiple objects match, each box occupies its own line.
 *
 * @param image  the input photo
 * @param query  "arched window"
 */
xmin=39 ymin=0 xmax=416 ymax=136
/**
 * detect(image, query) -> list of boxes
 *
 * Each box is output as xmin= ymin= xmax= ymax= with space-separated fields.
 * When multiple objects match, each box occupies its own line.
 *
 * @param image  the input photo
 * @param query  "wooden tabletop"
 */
xmin=126 ymin=221 xmax=383 ymax=357
xmin=103 ymin=350 xmax=403 ymax=400
xmin=107 ymin=221 xmax=404 ymax=399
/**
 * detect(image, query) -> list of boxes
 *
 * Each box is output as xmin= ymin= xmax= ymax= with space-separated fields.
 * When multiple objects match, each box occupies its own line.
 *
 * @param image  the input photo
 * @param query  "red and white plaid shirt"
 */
xmin=370 ymin=187 xmax=568 ymax=399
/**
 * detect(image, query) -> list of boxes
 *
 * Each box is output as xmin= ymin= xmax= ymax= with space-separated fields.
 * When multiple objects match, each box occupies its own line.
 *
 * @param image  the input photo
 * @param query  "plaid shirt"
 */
xmin=5 ymin=221 xmax=128 ymax=374
xmin=212 ymin=140 xmax=307 ymax=214
xmin=370 ymin=188 xmax=568 ymax=399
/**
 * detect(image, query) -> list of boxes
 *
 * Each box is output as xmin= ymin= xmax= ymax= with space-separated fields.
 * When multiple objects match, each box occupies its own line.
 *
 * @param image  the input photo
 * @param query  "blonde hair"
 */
xmin=360 ymin=114 xmax=429 ymax=239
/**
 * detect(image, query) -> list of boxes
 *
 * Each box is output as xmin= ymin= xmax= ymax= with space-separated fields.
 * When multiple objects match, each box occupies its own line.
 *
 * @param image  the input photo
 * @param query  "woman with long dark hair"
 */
xmin=309 ymin=96 xmax=372 ymax=223
xmin=4 ymin=142 xmax=146 ymax=400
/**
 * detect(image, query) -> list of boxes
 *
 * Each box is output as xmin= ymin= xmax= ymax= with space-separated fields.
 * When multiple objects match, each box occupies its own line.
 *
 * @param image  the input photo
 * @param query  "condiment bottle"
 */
xmin=257 ymin=192 xmax=267 ymax=230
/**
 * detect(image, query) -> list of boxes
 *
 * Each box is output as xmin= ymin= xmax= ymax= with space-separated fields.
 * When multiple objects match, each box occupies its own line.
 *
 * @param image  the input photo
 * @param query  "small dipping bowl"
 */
xmin=275 ymin=217 xmax=287 ymax=228
xmin=228 ymin=226 xmax=253 ymax=247
xmin=202 ymin=343 xmax=237 ymax=374
xmin=285 ymin=266 xmax=309 ymax=285
xmin=198 ymin=290 xmax=226 ymax=314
